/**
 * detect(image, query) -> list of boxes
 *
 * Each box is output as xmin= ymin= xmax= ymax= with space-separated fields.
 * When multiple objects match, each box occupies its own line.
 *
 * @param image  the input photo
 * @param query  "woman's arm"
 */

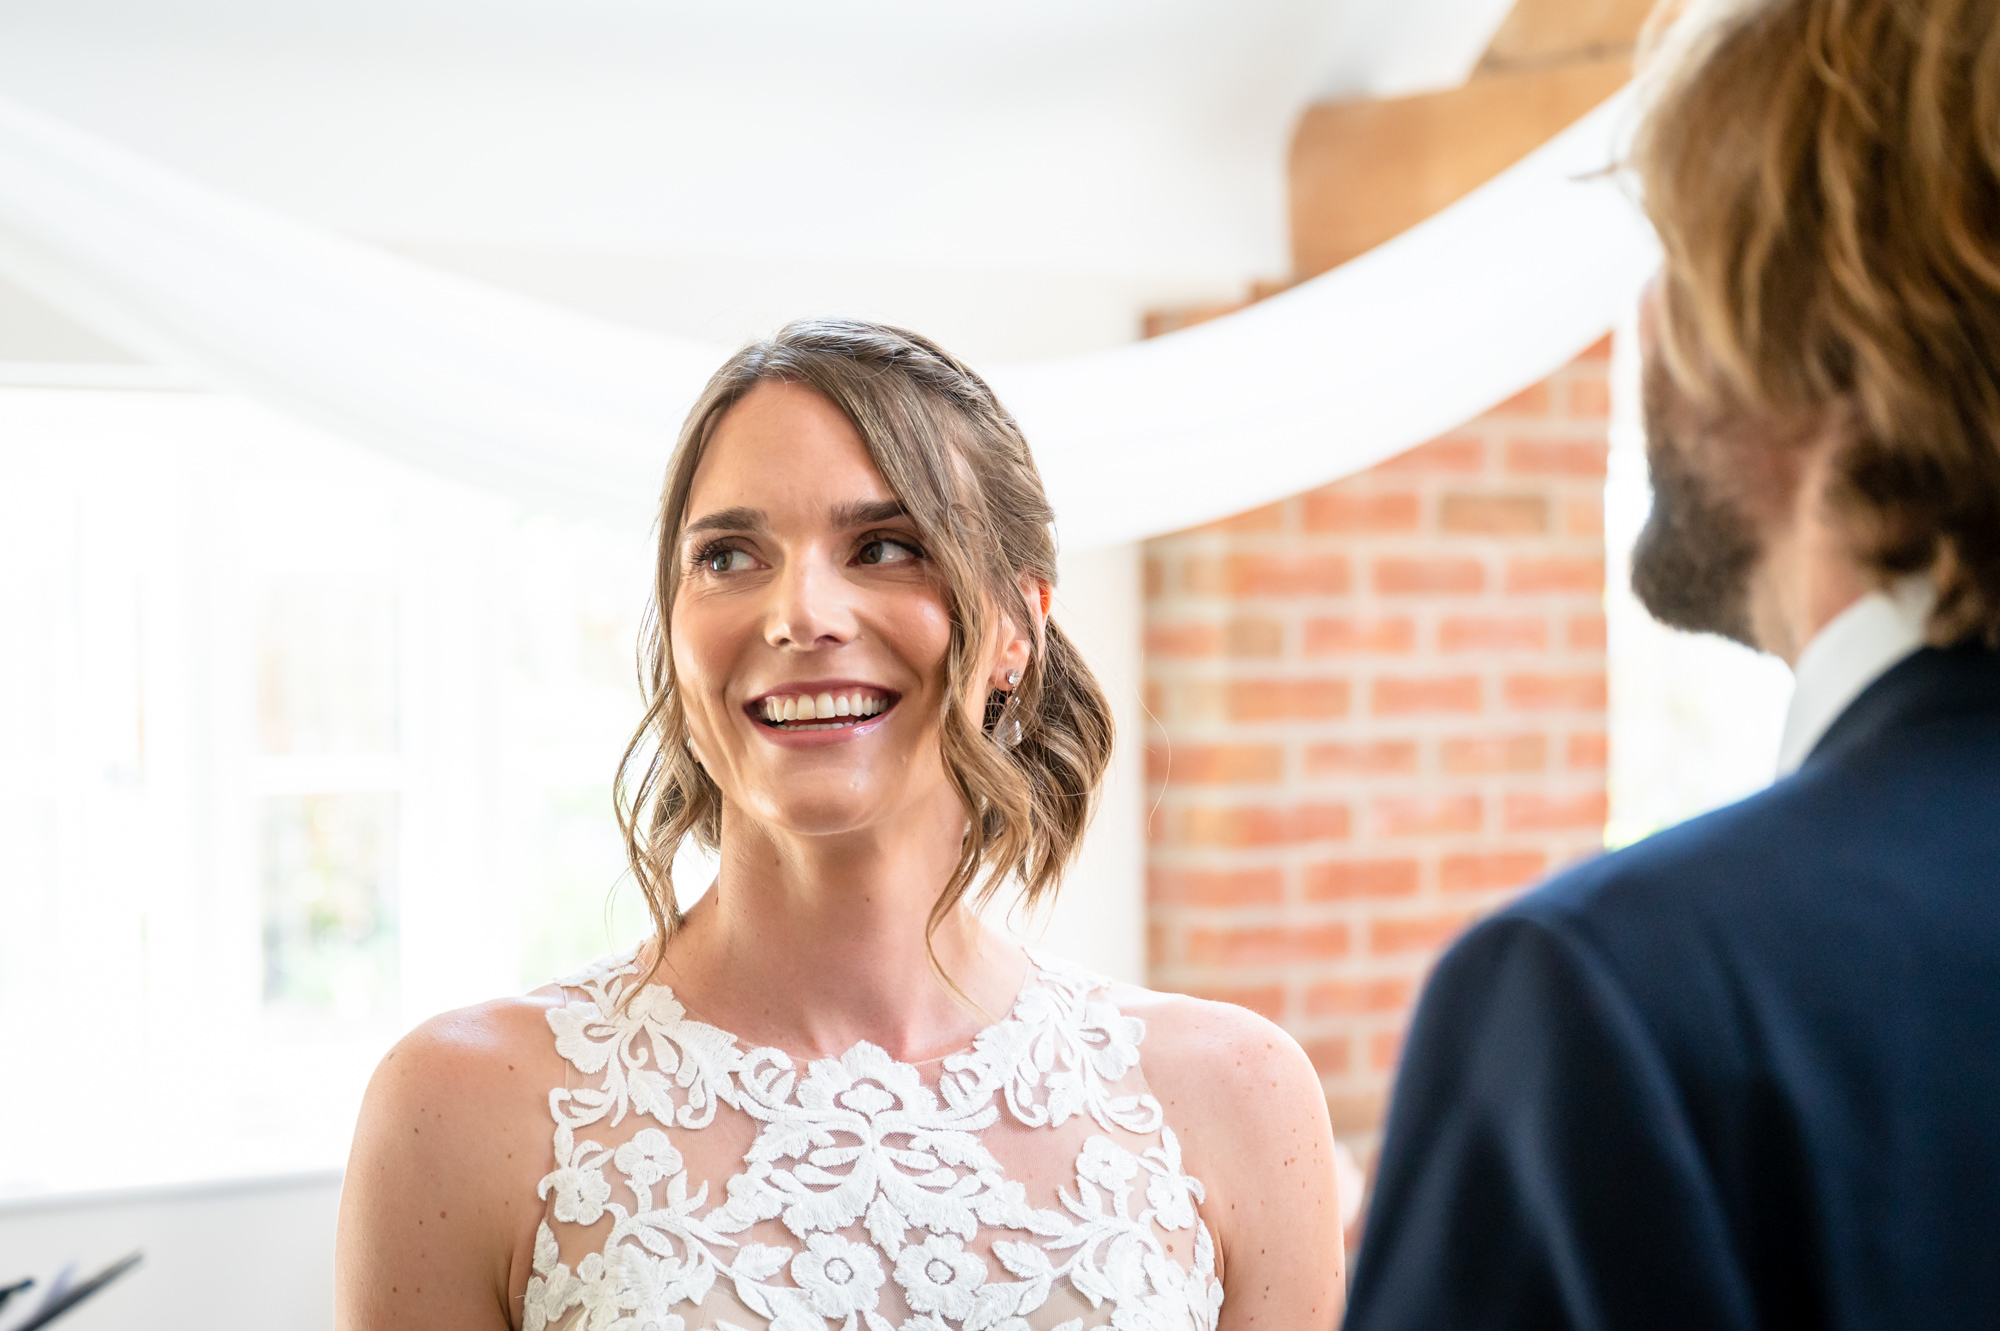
xmin=336 ymin=997 xmax=561 ymax=1331
xmin=1133 ymin=992 xmax=1347 ymax=1331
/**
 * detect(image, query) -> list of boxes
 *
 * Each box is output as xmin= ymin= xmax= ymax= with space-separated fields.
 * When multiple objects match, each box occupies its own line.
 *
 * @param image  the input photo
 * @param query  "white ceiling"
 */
xmin=0 ymin=0 xmax=1517 ymax=359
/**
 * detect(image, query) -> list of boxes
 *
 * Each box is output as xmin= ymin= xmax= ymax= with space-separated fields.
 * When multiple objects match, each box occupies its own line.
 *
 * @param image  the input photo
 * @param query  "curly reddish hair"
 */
xmin=1634 ymin=0 xmax=2000 ymax=644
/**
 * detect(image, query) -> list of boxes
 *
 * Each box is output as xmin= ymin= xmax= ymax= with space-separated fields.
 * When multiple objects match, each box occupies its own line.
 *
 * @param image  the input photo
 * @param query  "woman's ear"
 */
xmin=991 ymin=574 xmax=1049 ymax=689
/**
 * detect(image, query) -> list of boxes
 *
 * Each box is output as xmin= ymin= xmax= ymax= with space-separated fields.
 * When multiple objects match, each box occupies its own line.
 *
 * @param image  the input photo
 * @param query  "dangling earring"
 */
xmin=986 ymin=668 xmax=1025 ymax=749
xmin=990 ymin=703 xmax=1023 ymax=749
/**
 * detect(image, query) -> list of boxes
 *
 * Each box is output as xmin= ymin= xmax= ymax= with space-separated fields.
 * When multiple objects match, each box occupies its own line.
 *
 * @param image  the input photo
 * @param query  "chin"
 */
xmin=1635 ymin=353 xmax=1764 ymax=647
xmin=744 ymin=779 xmax=902 ymax=839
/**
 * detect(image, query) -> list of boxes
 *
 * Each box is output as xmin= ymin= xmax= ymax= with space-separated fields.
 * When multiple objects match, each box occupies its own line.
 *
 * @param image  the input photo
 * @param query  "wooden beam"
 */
xmin=1146 ymin=1 xmax=1654 ymax=330
xmin=1286 ymin=55 xmax=1628 ymax=280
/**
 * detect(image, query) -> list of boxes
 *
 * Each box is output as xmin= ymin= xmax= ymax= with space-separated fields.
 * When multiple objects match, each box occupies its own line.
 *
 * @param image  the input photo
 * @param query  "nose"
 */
xmin=764 ymin=546 xmax=858 ymax=650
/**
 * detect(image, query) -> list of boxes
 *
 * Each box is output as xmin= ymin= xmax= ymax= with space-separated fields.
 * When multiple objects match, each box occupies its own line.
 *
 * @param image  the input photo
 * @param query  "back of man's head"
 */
xmin=1635 ymin=0 xmax=2000 ymax=647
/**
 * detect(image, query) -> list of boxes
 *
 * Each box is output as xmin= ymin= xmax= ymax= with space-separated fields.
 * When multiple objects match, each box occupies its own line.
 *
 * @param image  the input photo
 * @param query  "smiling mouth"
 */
xmin=751 ymin=688 xmax=897 ymax=732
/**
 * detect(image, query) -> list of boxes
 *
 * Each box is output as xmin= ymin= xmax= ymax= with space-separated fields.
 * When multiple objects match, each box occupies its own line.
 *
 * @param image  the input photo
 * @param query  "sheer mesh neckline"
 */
xmin=661 ymin=964 xmax=1038 ymax=1072
xmin=523 ymin=947 xmax=1224 ymax=1331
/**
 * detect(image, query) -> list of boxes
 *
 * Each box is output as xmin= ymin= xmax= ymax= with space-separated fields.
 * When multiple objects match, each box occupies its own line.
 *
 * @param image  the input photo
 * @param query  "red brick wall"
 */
xmin=1141 ymin=340 xmax=1612 ymax=1146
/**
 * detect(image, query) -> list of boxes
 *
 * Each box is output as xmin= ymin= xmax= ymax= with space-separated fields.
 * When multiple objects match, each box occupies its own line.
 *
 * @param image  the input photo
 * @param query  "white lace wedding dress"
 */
xmin=524 ymin=949 xmax=1225 ymax=1331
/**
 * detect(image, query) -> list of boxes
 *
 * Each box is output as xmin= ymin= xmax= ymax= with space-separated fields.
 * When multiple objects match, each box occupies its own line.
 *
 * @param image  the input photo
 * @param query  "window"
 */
xmin=1603 ymin=317 xmax=1794 ymax=845
xmin=0 ymin=381 xmax=670 ymax=1197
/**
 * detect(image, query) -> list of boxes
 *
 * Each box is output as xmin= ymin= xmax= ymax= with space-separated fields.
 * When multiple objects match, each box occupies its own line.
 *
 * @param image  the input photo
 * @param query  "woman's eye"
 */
xmin=703 ymin=546 xmax=755 ymax=574
xmin=857 ymin=538 xmax=919 ymax=566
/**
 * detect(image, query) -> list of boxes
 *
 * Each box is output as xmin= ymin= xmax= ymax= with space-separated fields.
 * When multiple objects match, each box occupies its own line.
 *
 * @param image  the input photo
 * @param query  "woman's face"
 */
xmin=670 ymin=380 xmax=985 ymax=838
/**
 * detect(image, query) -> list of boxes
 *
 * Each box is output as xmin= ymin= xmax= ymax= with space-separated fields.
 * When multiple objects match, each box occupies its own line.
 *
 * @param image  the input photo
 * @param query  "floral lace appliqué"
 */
xmin=523 ymin=952 xmax=1222 ymax=1331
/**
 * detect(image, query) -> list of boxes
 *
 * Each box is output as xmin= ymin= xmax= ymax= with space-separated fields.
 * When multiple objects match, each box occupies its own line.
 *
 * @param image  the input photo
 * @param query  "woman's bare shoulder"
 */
xmin=349 ymin=986 xmax=570 ymax=1230
xmin=1102 ymin=979 xmax=1346 ymax=1321
xmin=336 ymin=988 xmax=570 ymax=1331
xmin=1105 ymin=980 xmax=1323 ymax=1120
xmin=357 ymin=988 xmax=570 ymax=1154
xmin=375 ymin=987 xmax=568 ymax=1097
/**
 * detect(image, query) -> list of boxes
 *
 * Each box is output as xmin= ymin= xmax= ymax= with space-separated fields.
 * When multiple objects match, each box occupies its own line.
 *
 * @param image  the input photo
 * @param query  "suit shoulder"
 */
xmin=1497 ymin=776 xmax=1831 ymax=935
xmin=1438 ymin=783 xmax=1849 ymax=1050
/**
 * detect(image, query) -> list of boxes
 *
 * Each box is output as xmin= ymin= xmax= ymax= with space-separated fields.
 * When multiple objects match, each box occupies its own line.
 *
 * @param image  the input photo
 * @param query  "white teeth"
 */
xmin=759 ymin=691 xmax=890 ymax=725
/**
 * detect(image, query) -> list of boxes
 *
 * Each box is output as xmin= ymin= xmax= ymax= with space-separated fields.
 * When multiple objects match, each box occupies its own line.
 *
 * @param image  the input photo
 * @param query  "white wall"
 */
xmin=0 ymin=1173 xmax=340 ymax=1331
xmin=0 ymin=277 xmax=137 ymax=362
xmin=998 ymin=542 xmax=1146 ymax=984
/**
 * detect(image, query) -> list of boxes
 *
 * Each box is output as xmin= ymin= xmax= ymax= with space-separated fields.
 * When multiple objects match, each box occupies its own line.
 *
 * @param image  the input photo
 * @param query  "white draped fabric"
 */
xmin=0 ymin=90 xmax=1658 ymax=548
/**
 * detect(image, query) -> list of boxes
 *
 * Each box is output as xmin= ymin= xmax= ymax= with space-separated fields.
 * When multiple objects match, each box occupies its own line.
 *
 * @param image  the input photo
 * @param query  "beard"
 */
xmin=1630 ymin=354 xmax=1763 ymax=647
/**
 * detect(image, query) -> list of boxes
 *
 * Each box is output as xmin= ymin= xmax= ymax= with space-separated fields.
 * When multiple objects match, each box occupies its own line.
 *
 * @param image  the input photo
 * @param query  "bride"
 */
xmin=335 ymin=319 xmax=1345 ymax=1330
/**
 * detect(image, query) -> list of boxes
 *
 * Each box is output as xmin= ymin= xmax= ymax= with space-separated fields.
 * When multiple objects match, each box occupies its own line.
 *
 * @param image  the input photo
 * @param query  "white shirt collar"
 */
xmin=1775 ymin=575 xmax=1937 ymax=775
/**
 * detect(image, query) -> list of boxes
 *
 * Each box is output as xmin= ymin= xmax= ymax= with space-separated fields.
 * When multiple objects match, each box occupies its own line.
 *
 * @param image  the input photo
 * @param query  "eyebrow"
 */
xmin=681 ymin=506 xmax=766 ymax=540
xmin=682 ymin=499 xmax=910 ymax=542
xmin=831 ymin=499 xmax=910 ymax=528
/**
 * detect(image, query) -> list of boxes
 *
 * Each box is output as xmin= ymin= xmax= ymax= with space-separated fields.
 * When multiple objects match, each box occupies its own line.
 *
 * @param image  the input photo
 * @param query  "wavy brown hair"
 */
xmin=615 ymin=318 xmax=1115 ymax=974
xmin=1634 ymin=0 xmax=2000 ymax=644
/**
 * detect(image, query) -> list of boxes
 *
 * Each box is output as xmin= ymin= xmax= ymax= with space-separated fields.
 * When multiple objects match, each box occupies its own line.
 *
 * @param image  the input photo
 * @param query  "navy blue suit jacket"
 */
xmin=1344 ymin=645 xmax=2000 ymax=1329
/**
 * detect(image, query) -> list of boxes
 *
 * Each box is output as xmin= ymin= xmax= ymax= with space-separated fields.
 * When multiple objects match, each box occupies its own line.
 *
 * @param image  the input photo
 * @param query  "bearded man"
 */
xmin=1344 ymin=0 xmax=2000 ymax=1326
